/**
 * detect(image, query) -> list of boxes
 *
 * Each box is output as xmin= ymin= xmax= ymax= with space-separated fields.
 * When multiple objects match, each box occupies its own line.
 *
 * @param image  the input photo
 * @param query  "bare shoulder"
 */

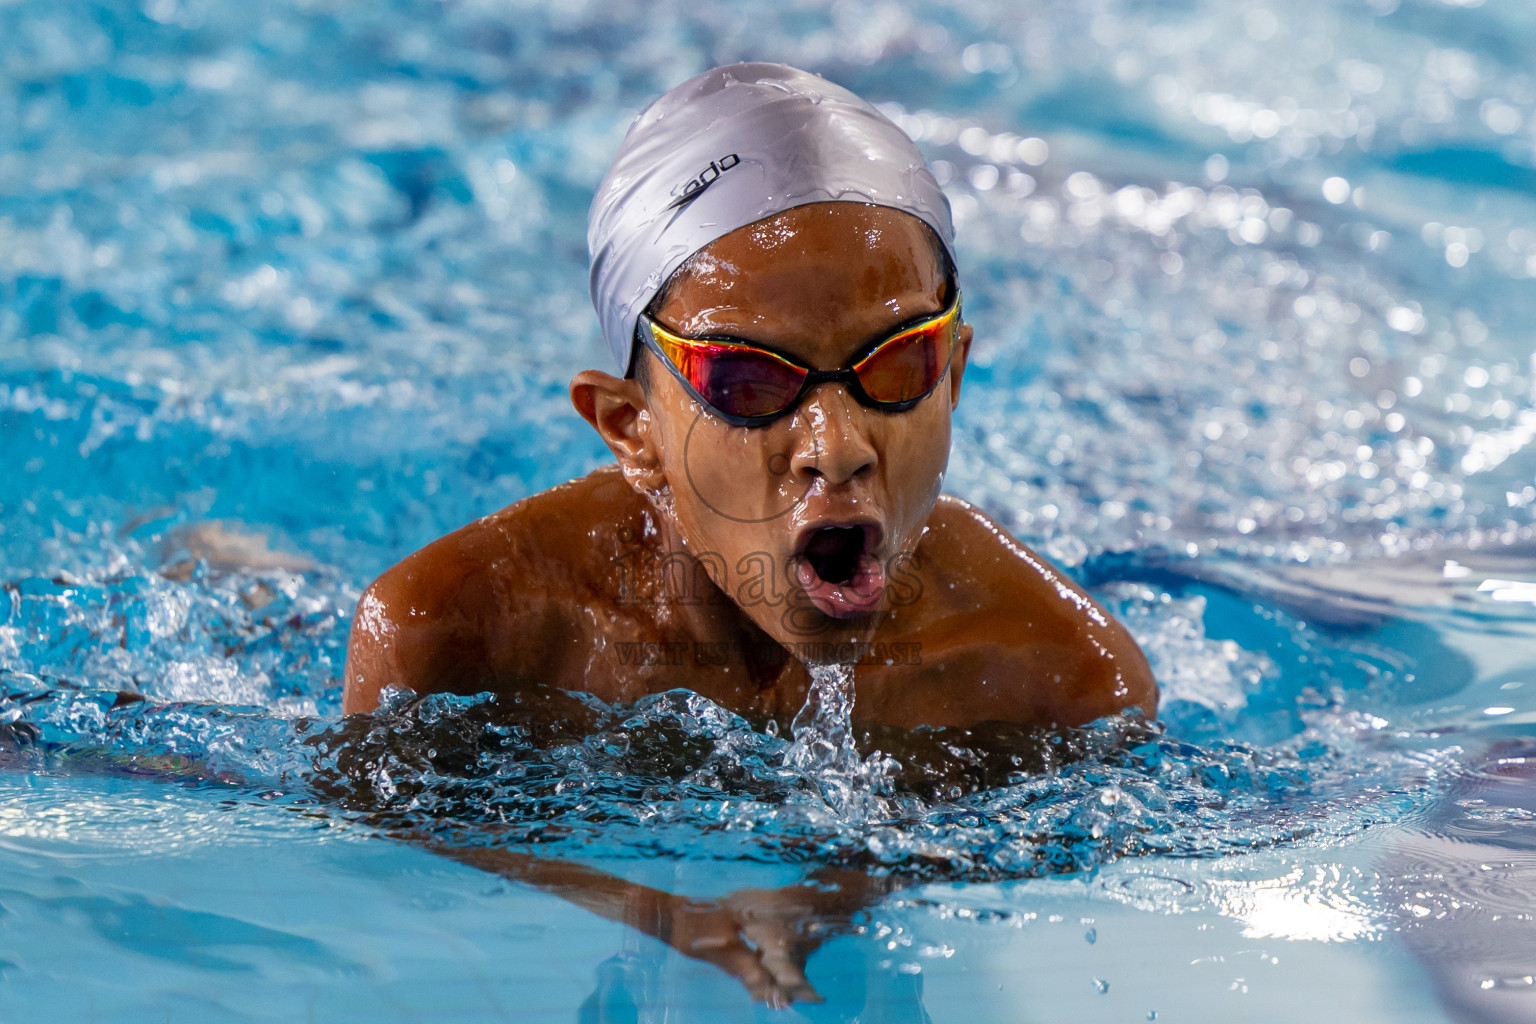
xmin=923 ymin=496 xmax=1100 ymax=616
xmin=906 ymin=495 xmax=1158 ymax=724
xmin=342 ymin=465 xmax=644 ymax=713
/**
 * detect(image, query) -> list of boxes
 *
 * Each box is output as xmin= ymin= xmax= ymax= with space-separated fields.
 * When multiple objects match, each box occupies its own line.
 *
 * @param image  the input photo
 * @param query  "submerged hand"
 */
xmin=665 ymin=888 xmax=827 ymax=1007
xmin=414 ymin=840 xmax=869 ymax=1007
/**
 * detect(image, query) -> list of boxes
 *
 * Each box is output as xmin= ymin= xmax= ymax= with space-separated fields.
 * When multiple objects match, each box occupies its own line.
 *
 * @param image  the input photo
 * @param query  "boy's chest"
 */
xmin=562 ymin=624 xmax=812 ymax=723
xmin=543 ymin=578 xmax=1063 ymax=730
xmin=849 ymin=643 xmax=1050 ymax=730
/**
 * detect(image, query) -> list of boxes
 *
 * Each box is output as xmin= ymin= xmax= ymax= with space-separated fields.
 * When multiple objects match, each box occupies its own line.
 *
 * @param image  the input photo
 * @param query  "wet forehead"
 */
xmin=652 ymin=203 xmax=949 ymax=365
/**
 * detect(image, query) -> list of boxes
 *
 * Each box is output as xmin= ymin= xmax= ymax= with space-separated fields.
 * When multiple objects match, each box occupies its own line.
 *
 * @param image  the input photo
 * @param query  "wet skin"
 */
xmin=344 ymin=203 xmax=1156 ymax=730
xmin=341 ymin=202 xmax=1157 ymax=1004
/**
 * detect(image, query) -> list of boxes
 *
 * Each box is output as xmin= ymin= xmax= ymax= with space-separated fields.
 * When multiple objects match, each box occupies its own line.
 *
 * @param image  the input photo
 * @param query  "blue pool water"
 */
xmin=3 ymin=0 xmax=1536 ymax=1019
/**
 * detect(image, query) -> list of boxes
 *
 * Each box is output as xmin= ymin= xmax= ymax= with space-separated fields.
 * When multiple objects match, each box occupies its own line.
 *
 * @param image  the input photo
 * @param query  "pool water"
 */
xmin=3 ymin=0 xmax=1536 ymax=1020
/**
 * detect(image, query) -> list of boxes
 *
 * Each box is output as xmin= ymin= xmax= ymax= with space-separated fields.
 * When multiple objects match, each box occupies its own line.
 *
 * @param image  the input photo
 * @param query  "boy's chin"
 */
xmin=746 ymin=603 xmax=884 ymax=654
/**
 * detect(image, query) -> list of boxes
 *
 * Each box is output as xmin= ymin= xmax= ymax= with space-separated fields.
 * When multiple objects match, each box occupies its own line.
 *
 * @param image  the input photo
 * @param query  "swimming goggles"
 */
xmin=635 ymin=292 xmax=962 ymax=427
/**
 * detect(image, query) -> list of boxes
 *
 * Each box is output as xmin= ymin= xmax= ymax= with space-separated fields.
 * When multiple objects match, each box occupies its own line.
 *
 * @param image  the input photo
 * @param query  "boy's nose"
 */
xmin=788 ymin=384 xmax=877 ymax=486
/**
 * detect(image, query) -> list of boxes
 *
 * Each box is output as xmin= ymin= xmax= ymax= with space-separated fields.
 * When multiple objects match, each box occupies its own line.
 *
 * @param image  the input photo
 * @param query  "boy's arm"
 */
xmin=342 ymin=470 xmax=641 ymax=715
xmin=341 ymin=574 xmax=415 ymax=715
xmin=341 ymin=569 xmax=448 ymax=715
xmin=341 ymin=521 xmax=536 ymax=714
xmin=918 ymin=497 xmax=1159 ymax=727
xmin=424 ymin=837 xmax=881 ymax=1006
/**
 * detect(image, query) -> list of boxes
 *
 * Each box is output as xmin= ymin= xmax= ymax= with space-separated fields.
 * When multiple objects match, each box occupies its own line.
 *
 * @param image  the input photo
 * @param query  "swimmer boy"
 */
xmin=343 ymin=63 xmax=1156 ymax=731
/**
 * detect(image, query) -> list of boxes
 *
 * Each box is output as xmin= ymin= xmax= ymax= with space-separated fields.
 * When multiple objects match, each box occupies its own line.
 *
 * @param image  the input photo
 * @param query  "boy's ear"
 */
xmin=947 ymin=321 xmax=974 ymax=409
xmin=570 ymin=369 xmax=667 ymax=491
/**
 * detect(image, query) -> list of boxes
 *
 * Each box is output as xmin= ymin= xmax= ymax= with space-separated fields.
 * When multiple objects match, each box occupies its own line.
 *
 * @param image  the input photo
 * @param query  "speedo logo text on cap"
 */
xmin=667 ymin=153 xmax=740 ymax=210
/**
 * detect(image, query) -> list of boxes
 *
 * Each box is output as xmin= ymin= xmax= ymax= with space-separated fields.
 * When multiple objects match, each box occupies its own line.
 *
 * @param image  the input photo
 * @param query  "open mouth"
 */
xmin=793 ymin=523 xmax=885 ymax=619
xmin=804 ymin=526 xmax=866 ymax=585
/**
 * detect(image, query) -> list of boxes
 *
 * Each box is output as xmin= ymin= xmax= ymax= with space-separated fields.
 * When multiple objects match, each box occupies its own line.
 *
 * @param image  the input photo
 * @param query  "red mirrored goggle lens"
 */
xmin=647 ymin=299 xmax=960 ymax=422
xmin=665 ymin=340 xmax=808 ymax=421
xmin=851 ymin=313 xmax=957 ymax=404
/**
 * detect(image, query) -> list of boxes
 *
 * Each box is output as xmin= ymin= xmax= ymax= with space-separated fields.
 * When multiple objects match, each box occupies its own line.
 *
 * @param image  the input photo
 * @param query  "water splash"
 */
xmin=0 ymin=642 xmax=1444 ymax=886
xmin=783 ymin=662 xmax=906 ymax=822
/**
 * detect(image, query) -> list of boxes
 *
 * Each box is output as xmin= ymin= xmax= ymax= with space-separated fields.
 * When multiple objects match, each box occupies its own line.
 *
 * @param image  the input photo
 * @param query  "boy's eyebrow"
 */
xmin=667 ymin=258 xmax=954 ymax=346
xmin=658 ymin=287 xmax=958 ymax=368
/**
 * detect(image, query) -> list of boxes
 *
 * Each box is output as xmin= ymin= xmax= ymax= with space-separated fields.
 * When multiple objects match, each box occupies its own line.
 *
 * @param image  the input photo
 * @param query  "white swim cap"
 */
xmin=587 ymin=62 xmax=957 ymax=375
